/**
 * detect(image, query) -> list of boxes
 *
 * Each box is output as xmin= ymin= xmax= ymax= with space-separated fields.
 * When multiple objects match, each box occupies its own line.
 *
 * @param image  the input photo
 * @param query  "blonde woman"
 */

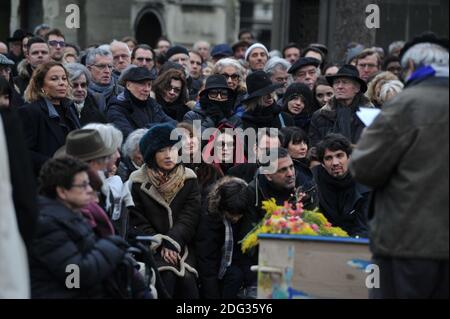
xmin=19 ymin=61 xmax=80 ymax=175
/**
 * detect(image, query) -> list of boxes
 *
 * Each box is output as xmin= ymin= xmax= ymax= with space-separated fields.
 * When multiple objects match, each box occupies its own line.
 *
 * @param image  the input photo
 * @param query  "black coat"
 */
xmin=312 ymin=165 xmax=369 ymax=237
xmin=242 ymin=104 xmax=294 ymax=130
xmin=196 ymin=213 xmax=255 ymax=299
xmin=158 ymin=98 xmax=191 ymax=123
xmin=293 ymin=158 xmax=318 ymax=211
xmin=0 ymin=108 xmax=37 ymax=247
xmin=18 ymin=98 xmax=81 ymax=176
xmin=227 ymin=163 xmax=259 ymax=183
xmin=309 ymin=94 xmax=373 ymax=147
xmin=184 ymin=104 xmax=243 ymax=132
xmin=128 ymin=166 xmax=201 ymax=278
xmin=107 ymin=90 xmax=176 ymax=139
xmin=246 ymin=173 xmax=295 ymax=222
xmin=29 ymin=196 xmax=128 ymax=299
xmin=76 ymin=92 xmax=107 ymax=126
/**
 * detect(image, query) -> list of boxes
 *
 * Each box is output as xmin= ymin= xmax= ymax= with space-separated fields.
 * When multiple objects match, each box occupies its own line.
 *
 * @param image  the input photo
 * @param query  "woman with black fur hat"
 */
xmin=128 ymin=123 xmax=201 ymax=299
xmin=241 ymin=71 xmax=294 ymax=131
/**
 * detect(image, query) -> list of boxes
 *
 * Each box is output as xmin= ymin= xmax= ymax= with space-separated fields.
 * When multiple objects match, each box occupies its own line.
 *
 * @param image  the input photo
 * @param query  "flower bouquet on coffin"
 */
xmin=240 ymin=197 xmax=349 ymax=254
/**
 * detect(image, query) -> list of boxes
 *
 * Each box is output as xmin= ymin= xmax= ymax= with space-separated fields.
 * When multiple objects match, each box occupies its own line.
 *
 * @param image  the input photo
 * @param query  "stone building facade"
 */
xmin=4 ymin=0 xmax=273 ymax=49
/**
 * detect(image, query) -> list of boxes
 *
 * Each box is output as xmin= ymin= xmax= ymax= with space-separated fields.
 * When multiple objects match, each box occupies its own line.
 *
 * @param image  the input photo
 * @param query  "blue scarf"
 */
xmin=89 ymin=81 xmax=115 ymax=100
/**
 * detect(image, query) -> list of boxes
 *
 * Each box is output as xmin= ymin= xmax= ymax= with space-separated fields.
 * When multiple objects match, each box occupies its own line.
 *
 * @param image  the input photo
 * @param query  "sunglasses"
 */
xmin=48 ymin=40 xmax=66 ymax=47
xmin=208 ymin=89 xmax=229 ymax=99
xmin=136 ymin=57 xmax=153 ymax=62
xmin=166 ymin=86 xmax=182 ymax=94
xmin=221 ymin=73 xmax=240 ymax=81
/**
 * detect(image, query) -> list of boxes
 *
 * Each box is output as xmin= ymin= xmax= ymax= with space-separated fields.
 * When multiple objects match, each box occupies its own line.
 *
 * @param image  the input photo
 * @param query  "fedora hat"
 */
xmin=241 ymin=71 xmax=283 ymax=103
xmin=326 ymin=64 xmax=367 ymax=93
xmin=55 ymin=129 xmax=116 ymax=162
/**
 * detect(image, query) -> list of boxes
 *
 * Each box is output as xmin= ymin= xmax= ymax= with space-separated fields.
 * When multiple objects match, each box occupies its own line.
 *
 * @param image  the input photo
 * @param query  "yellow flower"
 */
xmin=262 ymin=198 xmax=278 ymax=215
xmin=302 ymin=211 xmax=330 ymax=227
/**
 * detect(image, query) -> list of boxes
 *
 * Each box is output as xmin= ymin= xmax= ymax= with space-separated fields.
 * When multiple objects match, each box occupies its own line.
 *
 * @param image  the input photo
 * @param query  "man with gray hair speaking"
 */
xmin=350 ymin=32 xmax=449 ymax=299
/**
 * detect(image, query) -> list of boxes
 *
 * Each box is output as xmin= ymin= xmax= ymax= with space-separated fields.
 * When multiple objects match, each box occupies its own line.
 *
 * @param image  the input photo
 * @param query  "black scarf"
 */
xmin=258 ymin=173 xmax=295 ymax=205
xmin=242 ymin=103 xmax=282 ymax=128
xmin=333 ymin=93 xmax=367 ymax=142
xmin=314 ymin=165 xmax=361 ymax=225
xmin=125 ymin=89 xmax=147 ymax=108
xmin=200 ymin=94 xmax=234 ymax=124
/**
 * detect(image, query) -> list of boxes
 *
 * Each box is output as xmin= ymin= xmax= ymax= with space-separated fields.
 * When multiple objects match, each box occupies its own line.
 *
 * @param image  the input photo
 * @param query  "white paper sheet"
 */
xmin=357 ymin=108 xmax=381 ymax=127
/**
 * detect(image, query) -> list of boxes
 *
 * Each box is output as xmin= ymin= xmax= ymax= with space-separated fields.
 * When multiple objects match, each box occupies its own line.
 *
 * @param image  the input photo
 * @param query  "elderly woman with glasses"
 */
xmin=184 ymin=74 xmax=242 ymax=132
xmin=65 ymin=63 xmax=107 ymax=126
xmin=212 ymin=58 xmax=247 ymax=117
xmin=152 ymin=68 xmax=190 ymax=122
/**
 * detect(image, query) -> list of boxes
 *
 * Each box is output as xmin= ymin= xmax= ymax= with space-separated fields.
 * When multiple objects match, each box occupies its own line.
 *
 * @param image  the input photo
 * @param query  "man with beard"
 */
xmin=313 ymin=134 xmax=369 ymax=237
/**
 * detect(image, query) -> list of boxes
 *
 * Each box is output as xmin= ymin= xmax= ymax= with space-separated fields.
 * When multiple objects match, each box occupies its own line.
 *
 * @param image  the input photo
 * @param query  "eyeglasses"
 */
xmin=221 ymin=73 xmax=240 ymax=81
xmin=166 ymin=86 xmax=182 ymax=94
xmin=48 ymin=40 xmax=66 ymax=48
xmin=71 ymin=181 xmax=91 ymax=190
xmin=92 ymin=64 xmax=113 ymax=70
xmin=208 ymin=89 xmax=229 ymax=99
xmin=191 ymin=61 xmax=202 ymax=66
xmin=136 ymin=57 xmax=153 ymax=62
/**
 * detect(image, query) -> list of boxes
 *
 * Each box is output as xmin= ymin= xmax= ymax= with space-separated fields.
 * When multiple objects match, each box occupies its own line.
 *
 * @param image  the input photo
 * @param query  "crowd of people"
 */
xmin=0 ymin=24 xmax=448 ymax=299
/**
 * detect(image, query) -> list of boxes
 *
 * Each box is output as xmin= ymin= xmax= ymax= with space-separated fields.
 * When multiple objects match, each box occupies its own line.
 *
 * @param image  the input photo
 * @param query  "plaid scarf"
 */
xmin=218 ymin=218 xmax=234 ymax=280
xmin=147 ymin=165 xmax=186 ymax=204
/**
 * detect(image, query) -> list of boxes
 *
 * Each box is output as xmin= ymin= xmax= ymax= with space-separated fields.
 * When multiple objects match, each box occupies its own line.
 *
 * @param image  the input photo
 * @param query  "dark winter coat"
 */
xmin=309 ymin=93 xmax=374 ymax=146
xmin=293 ymin=158 xmax=318 ymax=210
xmin=29 ymin=196 xmax=128 ymax=299
xmin=184 ymin=103 xmax=243 ymax=132
xmin=246 ymin=173 xmax=296 ymax=222
xmin=227 ymin=163 xmax=259 ymax=183
xmin=75 ymin=92 xmax=108 ymax=126
xmin=242 ymin=103 xmax=294 ymax=131
xmin=350 ymin=76 xmax=449 ymax=259
xmin=196 ymin=212 xmax=255 ymax=298
xmin=158 ymin=98 xmax=191 ymax=123
xmin=128 ymin=165 xmax=201 ymax=278
xmin=107 ymin=90 xmax=176 ymax=139
xmin=18 ymin=98 xmax=81 ymax=176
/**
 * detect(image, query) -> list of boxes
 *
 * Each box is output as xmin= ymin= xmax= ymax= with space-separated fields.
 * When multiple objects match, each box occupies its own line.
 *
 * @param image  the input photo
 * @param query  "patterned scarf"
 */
xmin=219 ymin=218 xmax=233 ymax=280
xmin=147 ymin=165 xmax=186 ymax=204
